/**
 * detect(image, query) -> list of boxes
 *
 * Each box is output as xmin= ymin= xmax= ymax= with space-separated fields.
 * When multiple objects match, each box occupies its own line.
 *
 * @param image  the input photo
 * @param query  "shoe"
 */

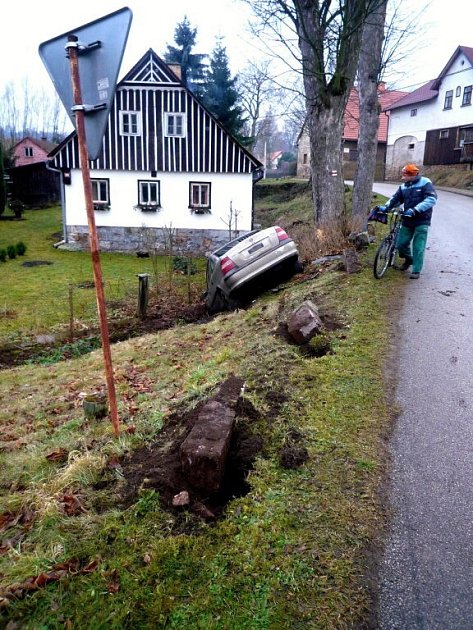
xmin=409 ymin=272 xmax=420 ymax=279
xmin=399 ymin=257 xmax=413 ymax=271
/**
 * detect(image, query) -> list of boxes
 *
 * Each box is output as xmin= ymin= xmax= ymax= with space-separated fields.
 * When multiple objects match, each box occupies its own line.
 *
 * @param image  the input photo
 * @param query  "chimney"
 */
xmin=378 ymin=81 xmax=386 ymax=92
xmin=168 ymin=63 xmax=182 ymax=80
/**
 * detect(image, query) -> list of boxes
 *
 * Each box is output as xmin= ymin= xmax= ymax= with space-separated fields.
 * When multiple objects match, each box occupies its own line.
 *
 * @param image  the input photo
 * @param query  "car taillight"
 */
xmin=275 ymin=227 xmax=289 ymax=241
xmin=220 ymin=256 xmax=236 ymax=275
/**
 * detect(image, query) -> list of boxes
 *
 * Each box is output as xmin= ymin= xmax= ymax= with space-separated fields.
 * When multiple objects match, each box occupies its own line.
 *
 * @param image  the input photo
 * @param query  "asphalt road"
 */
xmin=372 ymin=183 xmax=473 ymax=629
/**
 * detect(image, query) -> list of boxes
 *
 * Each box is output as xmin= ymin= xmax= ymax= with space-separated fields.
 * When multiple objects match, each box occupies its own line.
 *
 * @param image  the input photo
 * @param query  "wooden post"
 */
xmin=68 ymin=283 xmax=74 ymax=341
xmin=67 ymin=35 xmax=120 ymax=437
xmin=137 ymin=273 xmax=150 ymax=319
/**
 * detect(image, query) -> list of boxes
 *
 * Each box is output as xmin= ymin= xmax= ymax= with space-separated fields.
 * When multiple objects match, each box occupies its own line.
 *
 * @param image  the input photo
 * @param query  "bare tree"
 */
xmin=351 ymin=0 xmax=387 ymax=224
xmin=238 ymin=60 xmax=281 ymax=149
xmin=1 ymin=82 xmax=20 ymax=145
xmin=243 ymin=0 xmax=385 ymax=224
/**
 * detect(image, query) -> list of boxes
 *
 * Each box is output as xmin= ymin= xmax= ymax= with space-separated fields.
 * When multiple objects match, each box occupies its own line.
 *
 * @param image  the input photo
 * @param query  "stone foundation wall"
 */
xmin=66 ymin=225 xmax=242 ymax=255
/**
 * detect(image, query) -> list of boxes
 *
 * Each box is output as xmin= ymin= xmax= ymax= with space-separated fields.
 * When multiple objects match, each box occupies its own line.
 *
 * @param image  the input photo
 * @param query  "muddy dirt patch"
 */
xmin=114 ymin=376 xmax=264 ymax=521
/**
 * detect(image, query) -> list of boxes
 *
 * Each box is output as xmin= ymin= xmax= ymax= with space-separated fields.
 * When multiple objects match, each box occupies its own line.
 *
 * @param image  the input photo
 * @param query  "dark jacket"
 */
xmin=385 ymin=175 xmax=437 ymax=227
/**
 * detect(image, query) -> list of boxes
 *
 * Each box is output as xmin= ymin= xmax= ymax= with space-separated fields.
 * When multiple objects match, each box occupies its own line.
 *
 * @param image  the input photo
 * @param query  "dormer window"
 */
xmin=444 ymin=90 xmax=453 ymax=110
xmin=120 ymin=111 xmax=141 ymax=136
xmin=164 ymin=113 xmax=186 ymax=138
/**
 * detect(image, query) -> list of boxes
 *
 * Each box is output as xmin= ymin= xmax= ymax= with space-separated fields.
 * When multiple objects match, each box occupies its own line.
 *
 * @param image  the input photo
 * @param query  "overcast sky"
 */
xmin=0 ymin=0 xmax=471 ymax=98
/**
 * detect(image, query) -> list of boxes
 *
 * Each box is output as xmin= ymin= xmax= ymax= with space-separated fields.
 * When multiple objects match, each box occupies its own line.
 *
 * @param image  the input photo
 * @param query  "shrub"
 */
xmin=9 ymin=199 xmax=24 ymax=218
xmin=0 ymin=249 xmax=6 ymax=262
xmin=15 ymin=241 xmax=26 ymax=256
xmin=6 ymin=245 xmax=16 ymax=259
xmin=172 ymin=255 xmax=197 ymax=275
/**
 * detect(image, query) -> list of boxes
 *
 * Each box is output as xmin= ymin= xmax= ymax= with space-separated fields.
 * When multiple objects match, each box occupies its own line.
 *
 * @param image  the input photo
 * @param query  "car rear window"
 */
xmin=213 ymin=230 xmax=260 ymax=257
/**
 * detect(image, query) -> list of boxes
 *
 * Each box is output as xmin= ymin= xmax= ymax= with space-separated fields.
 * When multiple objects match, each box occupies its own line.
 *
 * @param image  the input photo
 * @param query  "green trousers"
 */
xmin=396 ymin=225 xmax=429 ymax=274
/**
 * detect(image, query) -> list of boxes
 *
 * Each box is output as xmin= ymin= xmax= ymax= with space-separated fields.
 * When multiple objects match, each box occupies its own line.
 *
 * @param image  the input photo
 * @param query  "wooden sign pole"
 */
xmin=67 ymin=35 xmax=120 ymax=436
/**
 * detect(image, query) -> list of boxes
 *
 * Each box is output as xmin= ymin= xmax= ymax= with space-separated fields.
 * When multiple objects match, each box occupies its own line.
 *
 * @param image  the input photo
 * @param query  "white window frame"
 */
xmin=164 ymin=112 xmax=186 ymax=138
xmin=137 ymin=180 xmax=160 ymax=210
xmin=120 ymin=111 xmax=141 ymax=136
xmin=189 ymin=182 xmax=211 ymax=212
xmin=91 ymin=178 xmax=110 ymax=210
xmin=24 ymin=147 xmax=34 ymax=157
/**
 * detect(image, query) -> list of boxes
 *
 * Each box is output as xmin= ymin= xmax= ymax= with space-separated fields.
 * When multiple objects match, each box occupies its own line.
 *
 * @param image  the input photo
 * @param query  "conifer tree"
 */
xmin=164 ymin=16 xmax=207 ymax=93
xmin=201 ymin=38 xmax=248 ymax=145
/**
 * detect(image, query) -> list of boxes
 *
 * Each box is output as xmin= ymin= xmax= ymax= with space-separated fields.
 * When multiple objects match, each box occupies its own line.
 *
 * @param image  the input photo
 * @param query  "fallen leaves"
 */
xmin=46 ymin=447 xmax=69 ymax=462
xmin=0 ymin=557 xmax=100 ymax=605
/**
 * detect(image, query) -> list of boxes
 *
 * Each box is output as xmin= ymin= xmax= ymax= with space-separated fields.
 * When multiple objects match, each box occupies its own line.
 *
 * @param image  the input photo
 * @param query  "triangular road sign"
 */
xmin=39 ymin=7 xmax=132 ymax=160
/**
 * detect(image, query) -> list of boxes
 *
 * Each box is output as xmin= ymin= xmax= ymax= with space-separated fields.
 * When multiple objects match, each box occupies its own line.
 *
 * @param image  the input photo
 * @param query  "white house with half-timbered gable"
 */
xmin=49 ymin=49 xmax=263 ymax=253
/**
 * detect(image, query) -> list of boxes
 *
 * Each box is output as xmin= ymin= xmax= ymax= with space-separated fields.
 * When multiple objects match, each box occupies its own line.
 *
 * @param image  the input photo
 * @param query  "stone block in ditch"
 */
xmin=343 ymin=247 xmax=362 ymax=274
xmin=287 ymin=300 xmax=323 ymax=344
xmin=180 ymin=400 xmax=236 ymax=494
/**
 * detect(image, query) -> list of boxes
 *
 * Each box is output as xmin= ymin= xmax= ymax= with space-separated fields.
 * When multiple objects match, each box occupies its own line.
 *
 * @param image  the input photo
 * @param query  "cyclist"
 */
xmin=376 ymin=164 xmax=437 ymax=279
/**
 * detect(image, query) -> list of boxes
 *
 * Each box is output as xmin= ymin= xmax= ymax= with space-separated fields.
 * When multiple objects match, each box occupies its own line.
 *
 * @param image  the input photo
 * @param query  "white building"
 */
xmin=384 ymin=46 xmax=473 ymax=178
xmin=49 ymin=50 xmax=263 ymax=254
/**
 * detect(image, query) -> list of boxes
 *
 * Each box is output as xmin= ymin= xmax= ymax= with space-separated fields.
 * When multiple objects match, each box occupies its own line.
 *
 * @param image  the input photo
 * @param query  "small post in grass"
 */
xmin=68 ymin=283 xmax=74 ymax=342
xmin=137 ymin=273 xmax=150 ymax=320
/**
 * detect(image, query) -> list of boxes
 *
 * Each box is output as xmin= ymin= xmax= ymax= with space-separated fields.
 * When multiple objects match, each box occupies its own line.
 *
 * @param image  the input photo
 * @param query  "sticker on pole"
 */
xmin=39 ymin=7 xmax=132 ymax=160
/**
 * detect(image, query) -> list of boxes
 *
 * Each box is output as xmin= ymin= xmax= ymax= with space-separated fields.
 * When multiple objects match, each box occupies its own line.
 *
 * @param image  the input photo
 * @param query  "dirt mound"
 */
xmin=115 ymin=376 xmax=264 ymax=521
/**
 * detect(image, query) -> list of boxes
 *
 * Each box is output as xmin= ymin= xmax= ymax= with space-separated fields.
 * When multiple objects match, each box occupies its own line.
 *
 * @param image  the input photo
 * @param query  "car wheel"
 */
xmin=207 ymin=289 xmax=227 ymax=314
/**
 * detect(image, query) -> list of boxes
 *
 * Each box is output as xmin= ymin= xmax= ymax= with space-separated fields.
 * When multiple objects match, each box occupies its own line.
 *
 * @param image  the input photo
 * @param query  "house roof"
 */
xmin=343 ymin=86 xmax=408 ymax=142
xmin=432 ymin=45 xmax=473 ymax=90
xmin=12 ymin=136 xmax=57 ymax=154
xmin=50 ymin=49 xmax=263 ymax=173
xmin=383 ymin=80 xmax=438 ymax=111
xmin=385 ymin=45 xmax=473 ymax=112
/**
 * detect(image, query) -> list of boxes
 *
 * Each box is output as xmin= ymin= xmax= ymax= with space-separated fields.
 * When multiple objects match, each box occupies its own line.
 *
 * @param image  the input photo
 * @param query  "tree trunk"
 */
xmin=306 ymin=100 xmax=347 ymax=222
xmin=352 ymin=0 xmax=388 ymax=227
xmin=295 ymin=0 xmax=367 ymax=224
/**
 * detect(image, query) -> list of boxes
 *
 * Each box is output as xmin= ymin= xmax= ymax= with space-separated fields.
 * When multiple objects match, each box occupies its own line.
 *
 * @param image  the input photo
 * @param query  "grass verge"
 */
xmin=0 ymin=243 xmax=405 ymax=628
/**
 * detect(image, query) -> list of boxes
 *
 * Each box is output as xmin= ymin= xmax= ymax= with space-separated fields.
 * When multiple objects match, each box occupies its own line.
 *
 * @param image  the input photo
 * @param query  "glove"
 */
xmin=403 ymin=208 xmax=415 ymax=218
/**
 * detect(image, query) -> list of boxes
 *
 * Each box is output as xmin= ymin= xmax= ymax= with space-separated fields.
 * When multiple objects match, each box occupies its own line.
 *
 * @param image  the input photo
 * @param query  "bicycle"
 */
xmin=370 ymin=206 xmax=405 ymax=279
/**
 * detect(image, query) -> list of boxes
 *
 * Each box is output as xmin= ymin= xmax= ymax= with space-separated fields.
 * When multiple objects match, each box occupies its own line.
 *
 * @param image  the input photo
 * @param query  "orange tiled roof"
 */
xmin=343 ymin=87 xmax=408 ymax=142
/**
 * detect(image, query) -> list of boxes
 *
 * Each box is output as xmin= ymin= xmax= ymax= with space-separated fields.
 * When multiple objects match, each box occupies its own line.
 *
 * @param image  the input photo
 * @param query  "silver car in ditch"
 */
xmin=205 ymin=226 xmax=300 ymax=313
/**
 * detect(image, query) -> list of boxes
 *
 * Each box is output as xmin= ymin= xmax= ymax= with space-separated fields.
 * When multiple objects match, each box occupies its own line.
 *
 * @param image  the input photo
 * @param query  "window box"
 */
xmin=93 ymin=202 xmax=110 ymax=211
xmin=189 ymin=206 xmax=211 ymax=215
xmin=134 ymin=203 xmax=160 ymax=212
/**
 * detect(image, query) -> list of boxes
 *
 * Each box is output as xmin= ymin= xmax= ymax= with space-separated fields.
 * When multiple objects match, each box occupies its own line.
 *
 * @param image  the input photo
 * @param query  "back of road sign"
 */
xmin=39 ymin=7 xmax=132 ymax=160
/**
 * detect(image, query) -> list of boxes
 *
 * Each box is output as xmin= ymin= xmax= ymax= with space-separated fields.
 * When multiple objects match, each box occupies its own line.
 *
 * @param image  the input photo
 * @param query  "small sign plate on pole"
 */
xmin=39 ymin=7 xmax=132 ymax=159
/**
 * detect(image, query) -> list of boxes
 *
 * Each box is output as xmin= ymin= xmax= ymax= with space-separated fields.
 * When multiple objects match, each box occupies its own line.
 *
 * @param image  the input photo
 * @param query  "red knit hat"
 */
xmin=402 ymin=163 xmax=420 ymax=176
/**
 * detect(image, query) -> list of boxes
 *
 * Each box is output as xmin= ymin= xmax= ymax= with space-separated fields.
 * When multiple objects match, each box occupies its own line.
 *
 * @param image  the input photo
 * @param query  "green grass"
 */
xmin=0 ymin=207 xmax=205 ymax=343
xmin=254 ymin=178 xmax=387 ymax=228
xmin=0 ymin=188 xmax=403 ymax=628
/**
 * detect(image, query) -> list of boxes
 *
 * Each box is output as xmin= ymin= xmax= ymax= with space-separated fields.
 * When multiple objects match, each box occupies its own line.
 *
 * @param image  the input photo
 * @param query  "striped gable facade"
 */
xmin=52 ymin=50 xmax=260 ymax=175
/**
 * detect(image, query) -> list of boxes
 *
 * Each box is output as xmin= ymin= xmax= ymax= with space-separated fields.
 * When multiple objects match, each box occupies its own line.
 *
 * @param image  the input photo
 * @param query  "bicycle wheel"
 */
xmin=373 ymin=236 xmax=394 ymax=279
